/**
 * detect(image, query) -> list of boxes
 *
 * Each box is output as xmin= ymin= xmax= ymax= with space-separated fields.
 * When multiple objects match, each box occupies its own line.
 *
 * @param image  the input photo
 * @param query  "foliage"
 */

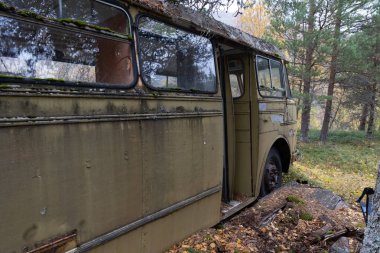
xmin=238 ymin=0 xmax=270 ymax=38
xmin=285 ymin=129 xmax=379 ymax=203
xmin=261 ymin=0 xmax=379 ymax=140
xmin=166 ymin=0 xmax=236 ymax=15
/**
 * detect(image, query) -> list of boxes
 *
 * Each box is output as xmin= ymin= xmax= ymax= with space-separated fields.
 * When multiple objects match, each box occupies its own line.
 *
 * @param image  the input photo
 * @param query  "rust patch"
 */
xmin=25 ymin=232 xmax=77 ymax=253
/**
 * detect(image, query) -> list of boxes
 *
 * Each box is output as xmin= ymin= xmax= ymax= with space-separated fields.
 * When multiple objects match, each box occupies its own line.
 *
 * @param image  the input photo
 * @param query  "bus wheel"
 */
xmin=260 ymin=148 xmax=282 ymax=197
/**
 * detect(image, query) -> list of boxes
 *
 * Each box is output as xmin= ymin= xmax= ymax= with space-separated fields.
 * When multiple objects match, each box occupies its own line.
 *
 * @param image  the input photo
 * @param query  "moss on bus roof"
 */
xmin=124 ymin=0 xmax=285 ymax=59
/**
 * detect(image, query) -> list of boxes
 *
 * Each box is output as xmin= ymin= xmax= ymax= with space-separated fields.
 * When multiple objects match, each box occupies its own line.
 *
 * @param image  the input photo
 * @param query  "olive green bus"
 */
xmin=0 ymin=0 xmax=298 ymax=252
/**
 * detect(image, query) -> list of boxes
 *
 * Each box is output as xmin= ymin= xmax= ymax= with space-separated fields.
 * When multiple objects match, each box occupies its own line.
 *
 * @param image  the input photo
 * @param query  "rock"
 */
xmin=329 ymin=237 xmax=350 ymax=253
xmin=309 ymin=188 xmax=348 ymax=210
xmin=311 ymin=223 xmax=333 ymax=239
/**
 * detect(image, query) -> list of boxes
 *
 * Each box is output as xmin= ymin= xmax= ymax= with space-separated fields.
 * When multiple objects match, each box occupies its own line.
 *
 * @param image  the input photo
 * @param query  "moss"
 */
xmin=167 ymin=87 xmax=183 ymax=91
xmin=89 ymin=24 xmax=113 ymax=33
xmin=32 ymin=77 xmax=65 ymax=82
xmin=128 ymin=33 xmax=133 ymax=41
xmin=0 ymin=74 xmax=25 ymax=79
xmin=286 ymin=195 xmax=305 ymax=205
xmin=299 ymin=211 xmax=313 ymax=221
xmin=59 ymin=18 xmax=88 ymax=27
xmin=17 ymin=9 xmax=44 ymax=21
xmin=0 ymin=1 xmax=10 ymax=11
xmin=45 ymin=78 xmax=65 ymax=82
xmin=58 ymin=18 xmax=114 ymax=33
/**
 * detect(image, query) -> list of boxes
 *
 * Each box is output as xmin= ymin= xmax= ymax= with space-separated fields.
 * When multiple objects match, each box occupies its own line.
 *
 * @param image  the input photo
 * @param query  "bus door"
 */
xmin=221 ymin=51 xmax=258 ymax=204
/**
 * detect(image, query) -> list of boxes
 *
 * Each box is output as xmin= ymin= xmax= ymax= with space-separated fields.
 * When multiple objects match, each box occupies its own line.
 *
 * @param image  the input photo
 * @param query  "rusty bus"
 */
xmin=0 ymin=0 xmax=298 ymax=252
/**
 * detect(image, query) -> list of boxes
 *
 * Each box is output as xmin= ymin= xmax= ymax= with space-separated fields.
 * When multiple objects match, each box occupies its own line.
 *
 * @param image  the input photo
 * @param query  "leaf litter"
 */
xmin=167 ymin=182 xmax=364 ymax=253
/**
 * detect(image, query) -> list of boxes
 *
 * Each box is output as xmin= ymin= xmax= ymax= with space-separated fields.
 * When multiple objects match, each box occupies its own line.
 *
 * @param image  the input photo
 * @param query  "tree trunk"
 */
xmin=366 ymin=11 xmax=379 ymax=139
xmin=300 ymin=0 xmax=316 ymax=142
xmin=320 ymin=0 xmax=342 ymax=143
xmin=361 ymin=164 xmax=380 ymax=253
xmin=329 ymin=92 xmax=343 ymax=129
xmin=358 ymin=103 xmax=368 ymax=131
xmin=366 ymin=84 xmax=376 ymax=139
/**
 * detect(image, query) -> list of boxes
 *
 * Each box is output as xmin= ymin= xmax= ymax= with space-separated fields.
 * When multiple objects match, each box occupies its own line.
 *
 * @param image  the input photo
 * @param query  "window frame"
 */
xmin=0 ymin=0 xmax=138 ymax=89
xmin=283 ymin=63 xmax=292 ymax=98
xmin=255 ymin=55 xmax=286 ymax=99
xmin=227 ymin=58 xmax=245 ymax=99
xmin=135 ymin=14 xmax=218 ymax=94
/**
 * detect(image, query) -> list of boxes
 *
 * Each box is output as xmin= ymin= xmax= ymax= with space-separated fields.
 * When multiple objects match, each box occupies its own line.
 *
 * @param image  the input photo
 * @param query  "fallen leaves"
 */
xmin=167 ymin=184 xmax=364 ymax=253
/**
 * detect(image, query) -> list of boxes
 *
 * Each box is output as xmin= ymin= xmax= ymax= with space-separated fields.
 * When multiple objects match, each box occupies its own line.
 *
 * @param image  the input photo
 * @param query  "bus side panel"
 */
xmin=0 ymin=94 xmax=223 ymax=252
xmin=141 ymin=116 xmax=223 ymax=215
xmin=88 ymin=193 xmax=221 ymax=253
xmin=0 ymin=122 xmax=144 ymax=252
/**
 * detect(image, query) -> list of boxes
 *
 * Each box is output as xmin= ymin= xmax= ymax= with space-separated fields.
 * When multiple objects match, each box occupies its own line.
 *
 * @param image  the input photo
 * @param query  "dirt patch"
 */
xmin=167 ymin=183 xmax=364 ymax=253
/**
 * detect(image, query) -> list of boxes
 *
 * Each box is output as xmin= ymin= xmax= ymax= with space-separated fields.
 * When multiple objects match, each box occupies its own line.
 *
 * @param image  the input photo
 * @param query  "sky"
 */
xmin=213 ymin=2 xmax=239 ymax=27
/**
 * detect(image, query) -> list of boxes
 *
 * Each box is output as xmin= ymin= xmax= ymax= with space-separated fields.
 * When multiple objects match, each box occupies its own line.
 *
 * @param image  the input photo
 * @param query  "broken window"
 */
xmin=0 ymin=0 xmax=134 ymax=86
xmin=137 ymin=16 xmax=217 ymax=93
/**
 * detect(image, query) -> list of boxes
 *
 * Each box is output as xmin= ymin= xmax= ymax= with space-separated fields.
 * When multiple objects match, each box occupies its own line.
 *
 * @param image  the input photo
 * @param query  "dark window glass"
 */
xmin=2 ymin=0 xmax=129 ymax=34
xmin=228 ymin=59 xmax=244 ymax=98
xmin=138 ymin=16 xmax=217 ymax=93
xmin=0 ymin=1 xmax=134 ymax=86
xmin=256 ymin=56 xmax=284 ymax=97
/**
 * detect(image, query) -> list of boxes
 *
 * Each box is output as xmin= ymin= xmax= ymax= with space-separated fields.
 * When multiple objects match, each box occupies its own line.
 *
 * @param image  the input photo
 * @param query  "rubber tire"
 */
xmin=259 ymin=148 xmax=283 ymax=197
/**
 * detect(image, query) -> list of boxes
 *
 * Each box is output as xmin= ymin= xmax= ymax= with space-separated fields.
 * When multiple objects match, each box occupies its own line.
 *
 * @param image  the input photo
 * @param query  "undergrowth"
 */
xmin=285 ymin=129 xmax=379 ymax=203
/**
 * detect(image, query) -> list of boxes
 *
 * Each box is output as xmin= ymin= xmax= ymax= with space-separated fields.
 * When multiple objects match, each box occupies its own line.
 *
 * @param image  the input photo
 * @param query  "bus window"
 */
xmin=0 ymin=1 xmax=134 ymax=86
xmin=137 ymin=16 xmax=217 ymax=93
xmin=228 ymin=59 xmax=244 ymax=98
xmin=270 ymin=60 xmax=285 ymax=97
xmin=257 ymin=57 xmax=272 ymax=96
xmin=2 ymin=0 xmax=130 ymax=33
xmin=256 ymin=56 xmax=285 ymax=97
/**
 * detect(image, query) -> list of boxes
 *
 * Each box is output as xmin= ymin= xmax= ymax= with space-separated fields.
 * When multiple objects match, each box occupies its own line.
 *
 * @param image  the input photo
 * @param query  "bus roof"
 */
xmin=125 ymin=0 xmax=285 ymax=59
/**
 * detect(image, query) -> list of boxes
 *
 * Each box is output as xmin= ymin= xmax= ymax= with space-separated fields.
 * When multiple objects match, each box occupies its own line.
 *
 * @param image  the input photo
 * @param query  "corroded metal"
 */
xmin=25 ymin=232 xmax=77 ymax=253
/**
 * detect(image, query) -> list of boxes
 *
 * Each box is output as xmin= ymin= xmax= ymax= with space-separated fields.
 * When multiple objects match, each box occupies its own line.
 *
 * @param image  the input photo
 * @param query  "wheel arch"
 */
xmin=271 ymin=137 xmax=291 ymax=173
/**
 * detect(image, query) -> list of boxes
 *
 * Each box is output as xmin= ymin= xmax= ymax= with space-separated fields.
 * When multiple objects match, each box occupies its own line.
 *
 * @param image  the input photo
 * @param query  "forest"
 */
xmin=166 ymin=0 xmax=380 ymax=252
xmin=170 ymin=0 xmax=379 ymax=142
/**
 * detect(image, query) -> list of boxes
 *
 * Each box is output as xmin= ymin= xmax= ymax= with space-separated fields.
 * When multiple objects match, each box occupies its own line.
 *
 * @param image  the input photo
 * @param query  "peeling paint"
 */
xmin=259 ymin=103 xmax=267 ymax=111
xmin=271 ymin=114 xmax=284 ymax=124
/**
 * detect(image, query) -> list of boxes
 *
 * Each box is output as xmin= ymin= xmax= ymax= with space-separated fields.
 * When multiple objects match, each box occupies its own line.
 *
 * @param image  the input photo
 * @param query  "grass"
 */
xmin=299 ymin=211 xmax=313 ymax=221
xmin=285 ymin=129 xmax=380 ymax=203
xmin=286 ymin=195 xmax=305 ymax=205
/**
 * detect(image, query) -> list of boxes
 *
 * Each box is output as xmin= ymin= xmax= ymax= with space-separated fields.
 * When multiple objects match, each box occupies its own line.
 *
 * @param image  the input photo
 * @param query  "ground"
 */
xmin=167 ymin=130 xmax=378 ymax=253
xmin=167 ymin=183 xmax=364 ymax=253
xmin=285 ymin=130 xmax=380 ymax=203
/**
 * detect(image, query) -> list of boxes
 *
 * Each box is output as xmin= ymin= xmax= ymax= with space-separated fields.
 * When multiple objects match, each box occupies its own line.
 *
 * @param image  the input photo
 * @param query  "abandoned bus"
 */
xmin=0 ymin=0 xmax=298 ymax=252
